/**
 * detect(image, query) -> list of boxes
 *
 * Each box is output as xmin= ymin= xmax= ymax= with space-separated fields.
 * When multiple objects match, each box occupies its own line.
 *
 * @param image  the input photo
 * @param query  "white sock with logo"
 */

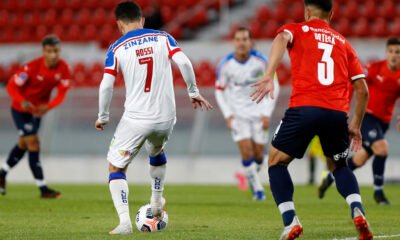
xmin=150 ymin=164 xmax=166 ymax=207
xmin=109 ymin=179 xmax=131 ymax=225
xmin=244 ymin=162 xmax=264 ymax=193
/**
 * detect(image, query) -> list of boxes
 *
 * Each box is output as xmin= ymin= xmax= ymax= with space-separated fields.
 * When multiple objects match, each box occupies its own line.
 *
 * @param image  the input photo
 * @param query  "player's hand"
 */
xmin=33 ymin=105 xmax=49 ymax=117
xmin=226 ymin=116 xmax=234 ymax=129
xmin=191 ymin=95 xmax=214 ymax=111
xmin=21 ymin=100 xmax=35 ymax=112
xmin=348 ymin=125 xmax=362 ymax=152
xmin=95 ymin=119 xmax=108 ymax=131
xmin=250 ymin=75 xmax=275 ymax=103
xmin=261 ymin=116 xmax=270 ymax=129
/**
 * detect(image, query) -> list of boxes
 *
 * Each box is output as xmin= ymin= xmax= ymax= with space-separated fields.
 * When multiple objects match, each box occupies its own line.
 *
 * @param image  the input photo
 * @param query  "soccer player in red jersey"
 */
xmin=319 ymin=38 xmax=400 ymax=205
xmin=0 ymin=35 xmax=71 ymax=198
xmin=251 ymin=0 xmax=372 ymax=239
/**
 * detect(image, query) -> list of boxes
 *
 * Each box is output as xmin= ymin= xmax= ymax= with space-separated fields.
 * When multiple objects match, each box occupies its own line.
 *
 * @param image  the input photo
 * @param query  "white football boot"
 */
xmin=151 ymin=196 xmax=166 ymax=217
xmin=279 ymin=216 xmax=303 ymax=240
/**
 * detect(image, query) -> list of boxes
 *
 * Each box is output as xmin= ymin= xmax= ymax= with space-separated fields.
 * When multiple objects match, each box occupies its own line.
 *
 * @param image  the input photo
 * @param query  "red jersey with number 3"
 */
xmin=277 ymin=19 xmax=365 ymax=113
xmin=365 ymin=60 xmax=400 ymax=123
xmin=6 ymin=57 xmax=71 ymax=112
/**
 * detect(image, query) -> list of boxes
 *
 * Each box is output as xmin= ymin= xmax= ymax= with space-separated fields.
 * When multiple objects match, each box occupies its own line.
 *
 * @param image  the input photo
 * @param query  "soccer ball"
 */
xmin=135 ymin=204 xmax=168 ymax=232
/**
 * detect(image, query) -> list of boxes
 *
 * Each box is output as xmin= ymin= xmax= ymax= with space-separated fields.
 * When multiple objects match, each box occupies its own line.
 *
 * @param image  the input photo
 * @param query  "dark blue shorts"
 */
xmin=361 ymin=113 xmax=389 ymax=151
xmin=11 ymin=108 xmax=41 ymax=136
xmin=272 ymin=107 xmax=349 ymax=160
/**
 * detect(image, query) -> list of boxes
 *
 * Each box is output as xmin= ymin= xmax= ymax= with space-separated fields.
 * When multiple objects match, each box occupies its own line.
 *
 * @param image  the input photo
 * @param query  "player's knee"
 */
xmin=108 ymin=163 xmax=127 ymax=173
xmin=240 ymin=148 xmax=254 ymax=161
xmin=372 ymin=140 xmax=389 ymax=156
xmin=327 ymin=157 xmax=347 ymax=172
xmin=267 ymin=147 xmax=291 ymax=167
xmin=17 ymin=137 xmax=28 ymax=150
xmin=24 ymin=136 xmax=40 ymax=151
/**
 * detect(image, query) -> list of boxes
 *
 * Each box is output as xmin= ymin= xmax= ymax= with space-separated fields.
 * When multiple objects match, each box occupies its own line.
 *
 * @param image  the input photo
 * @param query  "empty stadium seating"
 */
xmin=0 ymin=0 xmax=236 ymax=44
xmin=231 ymin=0 xmax=400 ymax=39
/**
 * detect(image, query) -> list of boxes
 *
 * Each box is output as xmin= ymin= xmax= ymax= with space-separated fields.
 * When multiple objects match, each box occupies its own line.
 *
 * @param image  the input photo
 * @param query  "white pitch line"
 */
xmin=333 ymin=234 xmax=400 ymax=240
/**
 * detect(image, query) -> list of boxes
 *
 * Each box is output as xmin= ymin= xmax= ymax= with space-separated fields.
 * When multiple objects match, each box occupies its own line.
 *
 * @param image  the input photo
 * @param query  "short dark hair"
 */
xmin=304 ymin=0 xmax=333 ymax=12
xmin=233 ymin=27 xmax=252 ymax=39
xmin=42 ymin=35 xmax=60 ymax=47
xmin=115 ymin=1 xmax=142 ymax=23
xmin=387 ymin=37 xmax=400 ymax=46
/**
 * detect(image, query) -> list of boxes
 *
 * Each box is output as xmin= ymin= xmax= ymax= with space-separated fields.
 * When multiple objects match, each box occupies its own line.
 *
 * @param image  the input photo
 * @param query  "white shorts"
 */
xmin=107 ymin=117 xmax=176 ymax=168
xmin=231 ymin=117 xmax=269 ymax=144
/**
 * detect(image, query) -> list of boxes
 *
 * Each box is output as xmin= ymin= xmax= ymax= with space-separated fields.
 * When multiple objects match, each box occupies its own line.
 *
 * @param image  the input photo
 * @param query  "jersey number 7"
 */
xmin=139 ymin=57 xmax=154 ymax=92
xmin=318 ymin=42 xmax=334 ymax=86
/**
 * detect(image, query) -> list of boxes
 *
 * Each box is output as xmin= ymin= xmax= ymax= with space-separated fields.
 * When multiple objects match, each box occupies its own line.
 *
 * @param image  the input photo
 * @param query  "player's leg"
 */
xmin=145 ymin=118 xmax=176 ymax=216
xmin=107 ymin=117 xmax=147 ymax=234
xmin=237 ymin=139 xmax=264 ymax=200
xmin=269 ymin=107 xmax=317 ymax=239
xmin=319 ymin=110 xmax=372 ymax=239
xmin=319 ymin=148 xmax=370 ymax=199
xmin=370 ymin=139 xmax=390 ymax=204
xmin=0 ymin=137 xmax=27 ymax=195
xmin=253 ymin=142 xmax=265 ymax=172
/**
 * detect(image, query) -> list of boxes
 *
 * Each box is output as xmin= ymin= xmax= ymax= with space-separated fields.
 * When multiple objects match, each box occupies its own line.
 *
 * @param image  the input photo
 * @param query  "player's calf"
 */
xmin=149 ymin=152 xmax=167 ymax=217
xmin=109 ymin=171 xmax=132 ymax=232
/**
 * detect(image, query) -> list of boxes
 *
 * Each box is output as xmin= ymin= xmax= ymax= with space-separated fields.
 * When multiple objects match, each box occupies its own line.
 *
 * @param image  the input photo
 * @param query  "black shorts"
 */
xmin=361 ymin=113 xmax=389 ymax=150
xmin=11 ymin=107 xmax=41 ymax=136
xmin=272 ymin=107 xmax=349 ymax=160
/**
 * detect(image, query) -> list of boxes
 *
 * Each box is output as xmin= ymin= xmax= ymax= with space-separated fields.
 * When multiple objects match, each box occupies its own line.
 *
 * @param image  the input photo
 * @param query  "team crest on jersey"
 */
xmin=376 ymin=75 xmax=384 ymax=82
xmin=15 ymin=72 xmax=28 ymax=86
xmin=302 ymin=25 xmax=310 ymax=32
xmin=37 ymin=75 xmax=44 ymax=81
xmin=55 ymin=73 xmax=61 ymax=80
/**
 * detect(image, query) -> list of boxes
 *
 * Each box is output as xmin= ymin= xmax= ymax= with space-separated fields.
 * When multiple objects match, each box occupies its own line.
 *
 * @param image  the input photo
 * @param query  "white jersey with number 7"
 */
xmin=103 ymin=28 xmax=190 ymax=123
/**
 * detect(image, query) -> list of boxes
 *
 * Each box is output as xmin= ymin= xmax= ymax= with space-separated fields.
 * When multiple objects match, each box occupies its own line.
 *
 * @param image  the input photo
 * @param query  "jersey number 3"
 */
xmin=139 ymin=57 xmax=154 ymax=92
xmin=318 ymin=42 xmax=334 ymax=86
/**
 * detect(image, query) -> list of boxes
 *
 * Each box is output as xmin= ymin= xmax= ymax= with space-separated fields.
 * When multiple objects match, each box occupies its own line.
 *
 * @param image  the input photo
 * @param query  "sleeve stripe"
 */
xmin=283 ymin=29 xmax=294 ymax=44
xmin=215 ymin=85 xmax=225 ymax=91
xmin=169 ymin=48 xmax=182 ymax=59
xmin=104 ymin=69 xmax=117 ymax=76
xmin=351 ymin=74 xmax=365 ymax=81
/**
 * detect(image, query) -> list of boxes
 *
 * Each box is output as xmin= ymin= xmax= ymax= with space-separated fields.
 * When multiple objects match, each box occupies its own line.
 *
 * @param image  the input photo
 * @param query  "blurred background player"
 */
xmin=94 ymin=2 xmax=213 ymax=235
xmin=0 ymin=35 xmax=71 ymax=198
xmin=306 ymin=136 xmax=326 ymax=185
xmin=251 ymin=0 xmax=372 ymax=239
xmin=215 ymin=27 xmax=279 ymax=201
xmin=319 ymin=37 xmax=400 ymax=205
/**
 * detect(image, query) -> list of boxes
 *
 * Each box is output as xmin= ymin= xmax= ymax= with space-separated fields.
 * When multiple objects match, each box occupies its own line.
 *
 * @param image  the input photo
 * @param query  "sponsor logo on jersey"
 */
xmin=37 ymin=75 xmax=44 ymax=81
xmin=302 ymin=25 xmax=310 ymax=32
xmin=15 ymin=72 xmax=28 ymax=86
xmin=24 ymin=123 xmax=33 ymax=132
xmin=124 ymin=36 xmax=159 ymax=50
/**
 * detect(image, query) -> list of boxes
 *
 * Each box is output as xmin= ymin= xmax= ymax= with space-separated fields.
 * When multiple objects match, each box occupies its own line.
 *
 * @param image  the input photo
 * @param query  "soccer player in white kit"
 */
xmin=215 ymin=27 xmax=279 ymax=200
xmin=95 ymin=1 xmax=213 ymax=235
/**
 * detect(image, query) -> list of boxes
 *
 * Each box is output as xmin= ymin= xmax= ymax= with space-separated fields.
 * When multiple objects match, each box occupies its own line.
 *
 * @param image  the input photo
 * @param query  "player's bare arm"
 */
xmin=350 ymin=78 xmax=369 ymax=152
xmin=251 ymin=32 xmax=290 ymax=103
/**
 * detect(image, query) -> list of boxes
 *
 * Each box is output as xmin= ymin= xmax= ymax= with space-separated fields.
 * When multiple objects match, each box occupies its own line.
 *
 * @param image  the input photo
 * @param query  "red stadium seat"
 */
xmin=256 ymin=5 xmax=271 ymax=23
xmin=77 ymin=9 xmax=91 ymax=26
xmin=370 ymin=17 xmax=389 ymax=37
xmin=69 ymin=0 xmax=82 ymax=10
xmin=66 ymin=25 xmax=82 ymax=42
xmin=249 ymin=21 xmax=263 ymax=39
xmin=61 ymin=9 xmax=75 ymax=26
xmin=334 ymin=18 xmax=351 ymax=37
xmin=379 ymin=0 xmax=396 ymax=20
xmin=43 ymin=9 xmax=58 ymax=27
xmin=0 ymin=27 xmax=14 ymax=42
xmin=187 ymin=7 xmax=208 ymax=29
xmin=35 ymin=25 xmax=49 ymax=41
xmin=37 ymin=0 xmax=51 ymax=11
xmin=342 ymin=1 xmax=359 ymax=21
xmin=93 ymin=8 xmax=107 ymax=26
xmin=19 ymin=0 xmax=35 ymax=12
xmin=82 ymin=24 xmax=98 ymax=41
xmin=51 ymin=25 xmax=65 ymax=40
xmin=361 ymin=0 xmax=377 ymax=20
xmin=262 ymin=20 xmax=280 ymax=38
xmin=161 ymin=6 xmax=174 ymax=23
xmin=352 ymin=18 xmax=369 ymax=37
xmin=391 ymin=18 xmax=400 ymax=36
xmin=274 ymin=3 xmax=289 ymax=22
xmin=3 ymin=0 xmax=17 ymax=12
xmin=0 ymin=10 xmax=9 ymax=28
xmin=53 ymin=0 xmax=67 ymax=10
xmin=291 ymin=1 xmax=304 ymax=22
xmin=12 ymin=13 xmax=25 ymax=26
xmin=25 ymin=11 xmax=41 ymax=27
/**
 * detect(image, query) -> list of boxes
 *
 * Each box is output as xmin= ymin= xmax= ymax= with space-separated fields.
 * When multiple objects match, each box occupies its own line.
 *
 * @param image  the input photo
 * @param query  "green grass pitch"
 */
xmin=0 ymin=184 xmax=400 ymax=240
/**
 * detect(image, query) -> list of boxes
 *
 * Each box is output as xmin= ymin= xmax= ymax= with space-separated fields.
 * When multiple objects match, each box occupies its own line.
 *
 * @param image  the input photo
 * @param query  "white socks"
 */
xmin=244 ymin=162 xmax=264 ymax=192
xmin=109 ymin=179 xmax=131 ymax=226
xmin=150 ymin=164 xmax=166 ymax=215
